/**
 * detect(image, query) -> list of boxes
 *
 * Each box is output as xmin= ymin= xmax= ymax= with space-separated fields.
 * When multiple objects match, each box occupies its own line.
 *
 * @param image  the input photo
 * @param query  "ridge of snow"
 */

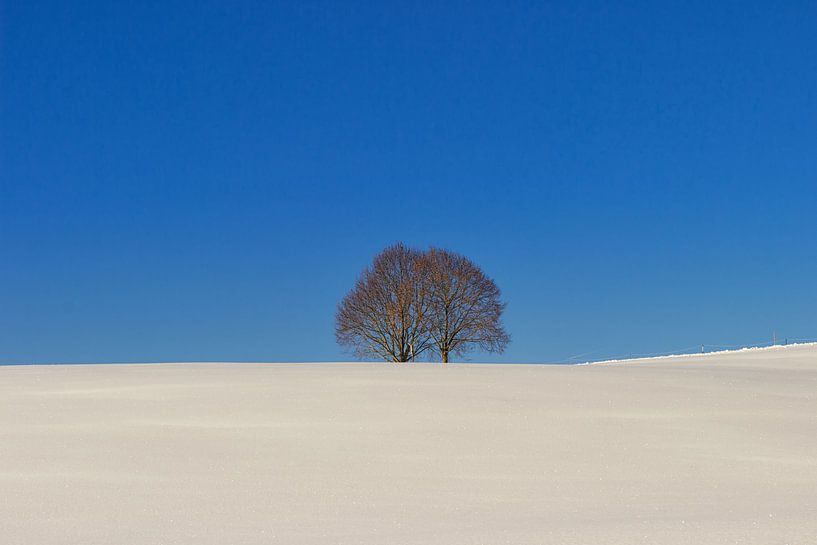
xmin=578 ymin=341 xmax=817 ymax=366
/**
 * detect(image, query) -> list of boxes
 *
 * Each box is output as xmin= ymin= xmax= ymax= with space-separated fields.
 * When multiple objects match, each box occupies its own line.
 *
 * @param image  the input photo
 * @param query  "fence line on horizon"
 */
xmin=561 ymin=337 xmax=817 ymax=365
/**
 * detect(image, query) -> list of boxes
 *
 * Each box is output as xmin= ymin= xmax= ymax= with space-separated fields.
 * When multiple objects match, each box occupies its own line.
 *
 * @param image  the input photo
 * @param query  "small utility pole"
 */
xmin=773 ymin=331 xmax=776 ymax=346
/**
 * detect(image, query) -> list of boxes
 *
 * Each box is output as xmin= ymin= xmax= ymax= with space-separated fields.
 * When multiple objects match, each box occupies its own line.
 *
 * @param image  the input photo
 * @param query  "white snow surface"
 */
xmin=582 ymin=340 xmax=817 ymax=365
xmin=2 ymin=343 xmax=816 ymax=544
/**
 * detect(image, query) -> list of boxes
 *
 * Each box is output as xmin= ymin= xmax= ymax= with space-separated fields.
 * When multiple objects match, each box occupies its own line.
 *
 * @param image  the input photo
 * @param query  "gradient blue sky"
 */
xmin=2 ymin=2 xmax=816 ymax=364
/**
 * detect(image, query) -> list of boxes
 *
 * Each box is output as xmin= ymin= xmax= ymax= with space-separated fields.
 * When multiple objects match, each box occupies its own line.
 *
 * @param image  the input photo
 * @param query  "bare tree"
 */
xmin=335 ymin=243 xmax=433 ymax=362
xmin=336 ymin=244 xmax=510 ymax=363
xmin=425 ymin=247 xmax=509 ymax=363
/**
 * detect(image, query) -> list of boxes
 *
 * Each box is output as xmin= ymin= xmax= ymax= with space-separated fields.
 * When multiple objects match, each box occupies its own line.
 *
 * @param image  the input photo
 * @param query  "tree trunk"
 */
xmin=441 ymin=351 xmax=448 ymax=364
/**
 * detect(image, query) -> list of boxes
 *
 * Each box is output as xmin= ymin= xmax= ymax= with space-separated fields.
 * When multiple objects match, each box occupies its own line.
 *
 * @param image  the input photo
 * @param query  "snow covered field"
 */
xmin=2 ymin=344 xmax=816 ymax=544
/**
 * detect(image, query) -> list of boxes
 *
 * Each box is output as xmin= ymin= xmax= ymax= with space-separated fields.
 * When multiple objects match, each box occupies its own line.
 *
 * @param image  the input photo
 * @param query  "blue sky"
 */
xmin=2 ymin=2 xmax=816 ymax=363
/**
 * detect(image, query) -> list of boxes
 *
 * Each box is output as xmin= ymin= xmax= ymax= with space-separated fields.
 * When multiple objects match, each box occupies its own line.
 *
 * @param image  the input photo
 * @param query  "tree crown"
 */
xmin=336 ymin=244 xmax=509 ymax=362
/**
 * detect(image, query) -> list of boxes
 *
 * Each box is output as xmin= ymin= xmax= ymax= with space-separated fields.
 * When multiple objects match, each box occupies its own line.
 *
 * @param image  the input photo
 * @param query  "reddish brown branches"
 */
xmin=336 ymin=244 xmax=509 ymax=363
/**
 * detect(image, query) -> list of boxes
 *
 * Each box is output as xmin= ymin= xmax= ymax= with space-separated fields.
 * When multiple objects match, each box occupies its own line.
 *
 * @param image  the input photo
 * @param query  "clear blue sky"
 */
xmin=2 ymin=2 xmax=816 ymax=364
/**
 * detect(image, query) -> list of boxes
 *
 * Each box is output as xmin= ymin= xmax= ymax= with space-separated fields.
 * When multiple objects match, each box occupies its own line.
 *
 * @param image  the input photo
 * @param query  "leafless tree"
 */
xmin=425 ymin=247 xmax=509 ymax=363
xmin=335 ymin=243 xmax=433 ymax=362
xmin=336 ymin=244 xmax=509 ymax=363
